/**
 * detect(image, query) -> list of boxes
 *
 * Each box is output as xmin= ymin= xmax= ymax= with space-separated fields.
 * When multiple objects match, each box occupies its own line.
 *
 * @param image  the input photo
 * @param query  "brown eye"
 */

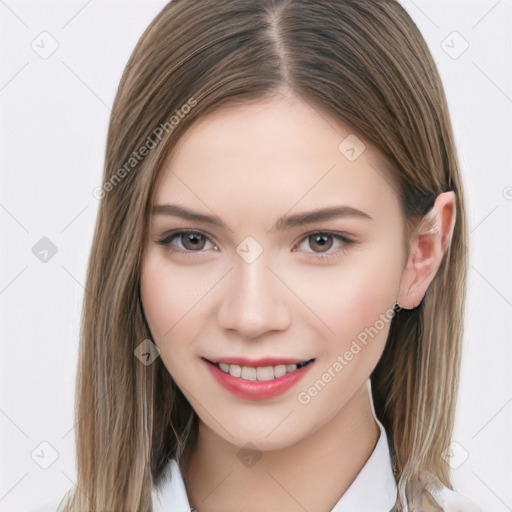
xmin=308 ymin=233 xmax=334 ymax=253
xmin=293 ymin=231 xmax=355 ymax=261
xmin=156 ymin=230 xmax=218 ymax=255
xmin=180 ymin=232 xmax=208 ymax=250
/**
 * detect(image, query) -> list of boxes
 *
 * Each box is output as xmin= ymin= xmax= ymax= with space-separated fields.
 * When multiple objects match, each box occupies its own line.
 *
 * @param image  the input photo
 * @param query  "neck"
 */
xmin=181 ymin=381 xmax=380 ymax=512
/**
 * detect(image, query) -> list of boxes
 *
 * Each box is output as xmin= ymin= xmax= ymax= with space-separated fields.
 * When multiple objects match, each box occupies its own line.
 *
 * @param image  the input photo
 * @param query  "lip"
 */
xmin=202 ymin=357 xmax=315 ymax=401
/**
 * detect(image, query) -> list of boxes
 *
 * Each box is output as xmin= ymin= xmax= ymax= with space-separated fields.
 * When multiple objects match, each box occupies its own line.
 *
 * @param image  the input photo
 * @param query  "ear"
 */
xmin=397 ymin=191 xmax=457 ymax=310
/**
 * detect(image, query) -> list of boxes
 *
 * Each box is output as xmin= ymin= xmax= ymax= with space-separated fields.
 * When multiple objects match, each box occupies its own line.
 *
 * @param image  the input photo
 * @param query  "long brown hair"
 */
xmin=60 ymin=1 xmax=467 ymax=510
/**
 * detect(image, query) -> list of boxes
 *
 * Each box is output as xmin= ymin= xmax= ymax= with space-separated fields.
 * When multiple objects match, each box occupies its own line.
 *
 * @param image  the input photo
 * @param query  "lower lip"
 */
xmin=203 ymin=358 xmax=315 ymax=400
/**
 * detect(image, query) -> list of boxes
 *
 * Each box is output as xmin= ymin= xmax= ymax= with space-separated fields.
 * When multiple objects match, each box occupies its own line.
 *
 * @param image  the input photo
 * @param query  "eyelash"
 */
xmin=155 ymin=230 xmax=356 ymax=262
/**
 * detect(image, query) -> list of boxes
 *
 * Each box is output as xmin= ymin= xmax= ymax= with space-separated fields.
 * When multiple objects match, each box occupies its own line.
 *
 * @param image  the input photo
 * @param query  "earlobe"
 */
xmin=397 ymin=191 xmax=456 ymax=310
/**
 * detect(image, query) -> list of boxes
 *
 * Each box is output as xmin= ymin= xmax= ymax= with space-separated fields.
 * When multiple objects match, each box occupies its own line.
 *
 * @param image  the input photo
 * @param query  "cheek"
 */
xmin=296 ymin=253 xmax=401 ymax=324
xmin=345 ymin=249 xmax=402 ymax=322
xmin=140 ymin=252 xmax=224 ymax=383
xmin=140 ymin=256 xmax=192 ymax=381
xmin=281 ymin=245 xmax=403 ymax=354
xmin=140 ymin=253 xmax=208 ymax=338
xmin=139 ymin=254 xmax=194 ymax=353
xmin=140 ymin=257 xmax=170 ymax=339
xmin=292 ymin=250 xmax=403 ymax=410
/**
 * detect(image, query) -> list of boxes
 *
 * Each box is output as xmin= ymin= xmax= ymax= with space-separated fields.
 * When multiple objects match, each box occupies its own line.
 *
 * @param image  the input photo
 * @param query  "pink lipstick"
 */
xmin=202 ymin=356 xmax=315 ymax=400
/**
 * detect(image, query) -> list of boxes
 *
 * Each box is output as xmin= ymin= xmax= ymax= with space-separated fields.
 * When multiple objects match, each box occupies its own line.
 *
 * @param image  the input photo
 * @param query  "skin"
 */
xmin=140 ymin=89 xmax=456 ymax=512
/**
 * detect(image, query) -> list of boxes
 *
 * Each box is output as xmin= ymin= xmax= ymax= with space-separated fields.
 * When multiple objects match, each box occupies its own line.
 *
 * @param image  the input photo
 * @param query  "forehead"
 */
xmin=153 ymin=95 xmax=400 ymax=230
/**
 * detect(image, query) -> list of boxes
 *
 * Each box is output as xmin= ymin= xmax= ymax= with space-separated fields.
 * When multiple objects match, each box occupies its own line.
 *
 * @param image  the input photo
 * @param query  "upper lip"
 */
xmin=204 ymin=356 xmax=314 ymax=367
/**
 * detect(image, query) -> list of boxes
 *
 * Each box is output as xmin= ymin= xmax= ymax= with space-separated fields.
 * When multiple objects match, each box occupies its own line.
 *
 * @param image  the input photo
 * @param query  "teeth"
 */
xmin=229 ymin=363 xmax=241 ymax=377
xmin=274 ymin=365 xmax=287 ymax=378
xmin=255 ymin=366 xmax=272 ymax=381
xmin=241 ymin=366 xmax=257 ymax=380
xmin=216 ymin=360 xmax=312 ymax=381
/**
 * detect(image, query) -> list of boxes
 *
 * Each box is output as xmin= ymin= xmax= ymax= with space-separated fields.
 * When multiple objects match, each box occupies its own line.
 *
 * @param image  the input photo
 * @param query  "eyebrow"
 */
xmin=152 ymin=203 xmax=372 ymax=232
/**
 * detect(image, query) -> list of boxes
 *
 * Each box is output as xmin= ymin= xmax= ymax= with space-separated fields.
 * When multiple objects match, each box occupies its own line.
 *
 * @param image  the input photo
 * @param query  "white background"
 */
xmin=1 ymin=1 xmax=511 ymax=510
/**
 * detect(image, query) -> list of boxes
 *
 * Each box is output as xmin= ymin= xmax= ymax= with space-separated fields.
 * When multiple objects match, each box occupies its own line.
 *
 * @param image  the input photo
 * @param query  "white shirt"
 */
xmin=26 ymin=408 xmax=481 ymax=512
xmin=152 ymin=422 xmax=482 ymax=512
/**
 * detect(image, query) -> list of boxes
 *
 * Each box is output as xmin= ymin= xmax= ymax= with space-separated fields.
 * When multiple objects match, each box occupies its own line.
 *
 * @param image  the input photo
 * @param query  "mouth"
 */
xmin=204 ymin=357 xmax=315 ymax=382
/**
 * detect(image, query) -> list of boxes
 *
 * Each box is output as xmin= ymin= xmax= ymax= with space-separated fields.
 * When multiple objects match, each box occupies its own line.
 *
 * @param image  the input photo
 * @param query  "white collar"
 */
xmin=151 ymin=418 xmax=397 ymax=512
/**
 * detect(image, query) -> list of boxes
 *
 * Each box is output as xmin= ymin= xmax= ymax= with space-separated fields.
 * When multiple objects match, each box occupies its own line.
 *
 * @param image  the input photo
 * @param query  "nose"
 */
xmin=216 ymin=252 xmax=292 ymax=339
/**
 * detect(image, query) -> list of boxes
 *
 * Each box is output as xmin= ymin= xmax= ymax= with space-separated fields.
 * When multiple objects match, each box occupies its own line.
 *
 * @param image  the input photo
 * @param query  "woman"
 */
xmin=35 ymin=0 xmax=481 ymax=510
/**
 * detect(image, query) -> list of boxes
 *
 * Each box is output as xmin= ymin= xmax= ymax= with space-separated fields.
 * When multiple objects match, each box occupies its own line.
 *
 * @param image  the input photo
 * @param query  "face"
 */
xmin=140 ymin=92 xmax=407 ymax=450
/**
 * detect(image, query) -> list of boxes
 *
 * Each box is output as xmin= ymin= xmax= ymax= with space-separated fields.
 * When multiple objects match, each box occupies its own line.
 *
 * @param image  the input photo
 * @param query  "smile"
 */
xmin=203 ymin=357 xmax=316 ymax=400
